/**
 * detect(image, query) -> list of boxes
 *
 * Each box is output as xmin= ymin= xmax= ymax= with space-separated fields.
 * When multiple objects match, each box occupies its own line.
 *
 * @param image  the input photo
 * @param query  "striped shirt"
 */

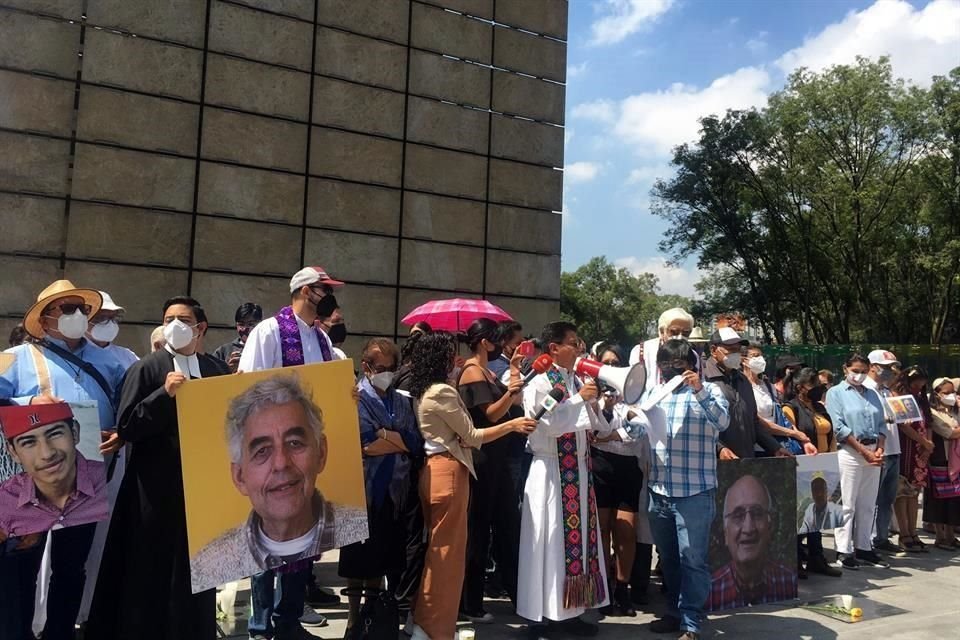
xmin=644 ymin=381 xmax=730 ymax=498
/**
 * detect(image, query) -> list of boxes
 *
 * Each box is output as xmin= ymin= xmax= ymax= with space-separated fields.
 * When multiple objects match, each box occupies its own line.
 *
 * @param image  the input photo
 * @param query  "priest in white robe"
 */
xmin=518 ymin=321 xmax=614 ymax=636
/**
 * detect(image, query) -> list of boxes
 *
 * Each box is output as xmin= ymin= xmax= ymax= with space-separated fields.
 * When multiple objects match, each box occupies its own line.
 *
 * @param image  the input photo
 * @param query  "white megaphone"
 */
xmin=575 ymin=357 xmax=647 ymax=404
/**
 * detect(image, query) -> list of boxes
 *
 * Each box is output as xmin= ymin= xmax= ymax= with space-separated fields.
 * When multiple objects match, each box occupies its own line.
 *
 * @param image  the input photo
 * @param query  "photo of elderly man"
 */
xmin=708 ymin=474 xmax=797 ymax=610
xmin=190 ymin=375 xmax=367 ymax=593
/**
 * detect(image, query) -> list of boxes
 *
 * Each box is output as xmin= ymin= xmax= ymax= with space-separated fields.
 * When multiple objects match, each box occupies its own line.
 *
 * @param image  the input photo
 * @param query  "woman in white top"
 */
xmin=742 ymin=344 xmax=815 ymax=455
xmin=589 ymin=345 xmax=643 ymax=617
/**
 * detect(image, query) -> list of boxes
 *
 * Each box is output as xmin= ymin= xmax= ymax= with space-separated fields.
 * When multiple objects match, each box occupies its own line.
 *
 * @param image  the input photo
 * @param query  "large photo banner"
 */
xmin=796 ymin=453 xmax=843 ymax=534
xmin=176 ymin=360 xmax=368 ymax=593
xmin=0 ymin=400 xmax=108 ymax=544
xmin=707 ymin=457 xmax=798 ymax=612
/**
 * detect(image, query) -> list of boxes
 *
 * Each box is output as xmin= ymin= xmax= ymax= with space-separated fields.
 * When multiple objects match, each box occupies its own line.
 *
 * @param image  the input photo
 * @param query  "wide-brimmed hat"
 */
xmin=24 ymin=280 xmax=102 ymax=340
xmin=688 ymin=327 xmax=708 ymax=343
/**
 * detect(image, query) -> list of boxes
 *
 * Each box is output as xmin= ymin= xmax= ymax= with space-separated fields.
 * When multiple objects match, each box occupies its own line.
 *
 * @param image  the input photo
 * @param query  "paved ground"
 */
xmin=219 ymin=530 xmax=960 ymax=639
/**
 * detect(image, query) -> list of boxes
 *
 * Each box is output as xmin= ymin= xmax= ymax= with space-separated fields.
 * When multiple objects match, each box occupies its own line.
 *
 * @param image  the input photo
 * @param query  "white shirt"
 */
xmin=752 ymin=380 xmax=775 ymax=422
xmin=164 ymin=344 xmax=201 ymax=378
xmin=257 ymin=522 xmax=318 ymax=558
xmin=238 ymin=313 xmax=340 ymax=372
xmin=863 ymin=376 xmax=900 ymax=456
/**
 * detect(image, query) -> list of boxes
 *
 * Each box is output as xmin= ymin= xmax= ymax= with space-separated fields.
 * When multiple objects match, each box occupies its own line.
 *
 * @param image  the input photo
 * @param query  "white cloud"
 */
xmin=564 ymin=161 xmax=603 ymax=183
xmin=572 ymin=99 xmax=617 ymax=124
xmin=578 ymin=0 xmax=959 ymax=163
xmin=612 ymin=67 xmax=771 ymax=155
xmin=626 ymin=163 xmax=673 ymax=185
xmin=615 ymin=256 xmax=702 ymax=297
xmin=567 ymin=61 xmax=589 ymax=79
xmin=746 ymin=31 xmax=768 ymax=54
xmin=775 ymin=0 xmax=960 ymax=86
xmin=589 ymin=0 xmax=676 ymax=46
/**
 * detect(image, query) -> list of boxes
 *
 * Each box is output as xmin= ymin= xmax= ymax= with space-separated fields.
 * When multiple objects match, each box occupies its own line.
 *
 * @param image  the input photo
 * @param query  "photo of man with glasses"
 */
xmin=708 ymin=473 xmax=797 ymax=610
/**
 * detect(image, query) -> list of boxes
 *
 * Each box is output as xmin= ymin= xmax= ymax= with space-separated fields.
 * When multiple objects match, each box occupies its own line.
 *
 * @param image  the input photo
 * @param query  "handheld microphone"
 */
xmin=533 ymin=387 xmax=566 ymax=421
xmin=512 ymin=354 xmax=554 ymax=394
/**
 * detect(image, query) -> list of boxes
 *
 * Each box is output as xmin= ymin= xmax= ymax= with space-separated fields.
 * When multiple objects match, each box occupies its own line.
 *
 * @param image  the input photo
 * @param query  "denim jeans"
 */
xmin=874 ymin=454 xmax=900 ymax=545
xmin=0 ymin=523 xmax=96 ymax=640
xmin=648 ymin=489 xmax=715 ymax=634
xmin=249 ymin=566 xmax=310 ymax=637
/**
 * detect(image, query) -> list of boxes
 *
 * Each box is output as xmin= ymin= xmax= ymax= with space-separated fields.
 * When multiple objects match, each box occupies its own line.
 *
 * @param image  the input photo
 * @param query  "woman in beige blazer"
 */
xmin=407 ymin=332 xmax=535 ymax=640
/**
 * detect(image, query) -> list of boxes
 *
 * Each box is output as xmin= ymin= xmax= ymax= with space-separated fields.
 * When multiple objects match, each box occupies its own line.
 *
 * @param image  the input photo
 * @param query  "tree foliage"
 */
xmin=560 ymin=257 xmax=688 ymax=347
xmin=652 ymin=58 xmax=960 ymax=344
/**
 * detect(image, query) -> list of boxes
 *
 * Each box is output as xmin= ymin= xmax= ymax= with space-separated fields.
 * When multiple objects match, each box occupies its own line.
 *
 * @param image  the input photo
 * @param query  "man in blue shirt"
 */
xmin=642 ymin=339 xmax=729 ymax=640
xmin=0 ymin=279 xmax=125 ymax=640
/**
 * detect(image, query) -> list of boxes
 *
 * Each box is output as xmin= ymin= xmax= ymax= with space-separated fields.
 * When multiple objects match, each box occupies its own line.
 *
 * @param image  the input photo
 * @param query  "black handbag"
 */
xmin=342 ymin=587 xmax=399 ymax=640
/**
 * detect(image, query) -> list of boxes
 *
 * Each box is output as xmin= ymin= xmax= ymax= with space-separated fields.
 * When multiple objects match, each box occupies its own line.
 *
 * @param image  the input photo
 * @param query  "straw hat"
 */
xmin=23 ymin=280 xmax=102 ymax=339
xmin=688 ymin=327 xmax=708 ymax=343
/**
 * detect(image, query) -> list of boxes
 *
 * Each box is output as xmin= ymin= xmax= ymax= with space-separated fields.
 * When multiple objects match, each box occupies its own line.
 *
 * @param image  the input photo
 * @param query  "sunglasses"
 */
xmin=46 ymin=303 xmax=92 ymax=316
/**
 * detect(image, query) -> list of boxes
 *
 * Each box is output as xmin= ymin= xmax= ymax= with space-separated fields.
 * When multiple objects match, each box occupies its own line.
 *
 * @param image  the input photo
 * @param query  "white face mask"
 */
xmin=723 ymin=352 xmax=742 ymax=370
xmin=846 ymin=371 xmax=867 ymax=386
xmin=163 ymin=319 xmax=196 ymax=351
xmin=941 ymin=393 xmax=957 ymax=407
xmin=56 ymin=310 xmax=89 ymax=340
xmin=370 ymin=371 xmax=395 ymax=392
xmin=746 ymin=356 xmax=766 ymax=374
xmin=89 ymin=320 xmax=120 ymax=344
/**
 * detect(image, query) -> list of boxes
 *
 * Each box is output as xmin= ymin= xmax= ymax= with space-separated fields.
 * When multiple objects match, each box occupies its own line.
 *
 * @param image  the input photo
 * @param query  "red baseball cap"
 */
xmin=0 ymin=403 xmax=75 ymax=441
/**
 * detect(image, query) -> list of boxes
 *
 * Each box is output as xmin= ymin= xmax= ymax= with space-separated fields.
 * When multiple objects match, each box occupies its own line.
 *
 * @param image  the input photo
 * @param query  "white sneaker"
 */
xmin=299 ymin=604 xmax=328 ymax=627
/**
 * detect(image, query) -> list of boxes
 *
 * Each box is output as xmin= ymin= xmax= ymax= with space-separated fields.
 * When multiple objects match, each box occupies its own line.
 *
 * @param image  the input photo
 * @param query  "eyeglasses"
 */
xmin=46 ymin=303 xmax=92 ymax=316
xmin=309 ymin=285 xmax=334 ymax=296
xmin=723 ymin=506 xmax=770 ymax=525
xmin=365 ymin=363 xmax=395 ymax=374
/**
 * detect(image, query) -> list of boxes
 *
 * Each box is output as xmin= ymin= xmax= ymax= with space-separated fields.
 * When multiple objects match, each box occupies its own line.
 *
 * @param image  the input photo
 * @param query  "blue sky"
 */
xmin=560 ymin=0 xmax=960 ymax=296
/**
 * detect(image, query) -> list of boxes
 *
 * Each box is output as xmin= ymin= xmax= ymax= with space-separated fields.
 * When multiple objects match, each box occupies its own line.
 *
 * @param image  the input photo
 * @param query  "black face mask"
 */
xmin=662 ymin=367 xmax=688 ymax=381
xmin=316 ymin=294 xmax=338 ymax=318
xmin=489 ymin=344 xmax=503 ymax=361
xmin=327 ymin=322 xmax=347 ymax=345
xmin=807 ymin=385 xmax=825 ymax=403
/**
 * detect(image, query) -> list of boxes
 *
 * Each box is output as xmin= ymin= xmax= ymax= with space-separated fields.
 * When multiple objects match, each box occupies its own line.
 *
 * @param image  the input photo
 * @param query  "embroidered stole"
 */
xmin=276 ymin=306 xmax=332 ymax=367
xmin=545 ymin=368 xmax=606 ymax=609
xmin=273 ymin=305 xmax=331 ymax=574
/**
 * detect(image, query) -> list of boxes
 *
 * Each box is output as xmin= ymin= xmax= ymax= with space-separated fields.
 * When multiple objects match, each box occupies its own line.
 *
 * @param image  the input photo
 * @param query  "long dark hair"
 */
xmin=786 ymin=367 xmax=820 ymax=404
xmin=407 ymin=332 xmax=456 ymax=399
xmin=464 ymin=318 xmax=498 ymax=354
xmin=893 ymin=365 xmax=931 ymax=422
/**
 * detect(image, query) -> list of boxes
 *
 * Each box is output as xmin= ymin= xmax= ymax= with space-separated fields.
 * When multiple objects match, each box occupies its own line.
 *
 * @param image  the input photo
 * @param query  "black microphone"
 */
xmin=534 ymin=387 xmax=566 ymax=421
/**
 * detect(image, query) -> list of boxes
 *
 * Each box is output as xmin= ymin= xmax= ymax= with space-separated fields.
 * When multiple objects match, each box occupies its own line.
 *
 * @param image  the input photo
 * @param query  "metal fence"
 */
xmin=760 ymin=344 xmax=960 ymax=379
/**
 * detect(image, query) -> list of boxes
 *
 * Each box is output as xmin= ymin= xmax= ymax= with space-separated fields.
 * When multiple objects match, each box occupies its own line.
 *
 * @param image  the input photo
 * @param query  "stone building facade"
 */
xmin=0 ymin=0 xmax=567 ymax=353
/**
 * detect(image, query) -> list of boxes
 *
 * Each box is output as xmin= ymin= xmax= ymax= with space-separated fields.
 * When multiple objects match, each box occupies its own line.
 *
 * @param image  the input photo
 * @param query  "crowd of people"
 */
xmin=1 ymin=270 xmax=958 ymax=640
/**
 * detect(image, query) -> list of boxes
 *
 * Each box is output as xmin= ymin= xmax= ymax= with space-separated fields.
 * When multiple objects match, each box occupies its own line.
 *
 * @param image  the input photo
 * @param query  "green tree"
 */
xmin=653 ymin=57 xmax=955 ymax=344
xmin=560 ymin=257 xmax=686 ymax=347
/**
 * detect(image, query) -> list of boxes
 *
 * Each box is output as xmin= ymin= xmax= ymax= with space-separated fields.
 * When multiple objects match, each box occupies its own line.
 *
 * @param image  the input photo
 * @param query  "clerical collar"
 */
xmin=164 ymin=344 xmax=201 ymax=379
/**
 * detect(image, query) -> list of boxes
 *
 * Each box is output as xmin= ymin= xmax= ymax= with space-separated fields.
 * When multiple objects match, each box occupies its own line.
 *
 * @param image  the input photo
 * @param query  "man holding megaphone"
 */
xmin=517 ymin=322 xmax=618 ymax=638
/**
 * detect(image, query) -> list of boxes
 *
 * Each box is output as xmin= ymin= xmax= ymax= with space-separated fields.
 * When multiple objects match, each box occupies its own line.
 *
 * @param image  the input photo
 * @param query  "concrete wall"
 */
xmin=0 ymin=0 xmax=567 ymax=355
